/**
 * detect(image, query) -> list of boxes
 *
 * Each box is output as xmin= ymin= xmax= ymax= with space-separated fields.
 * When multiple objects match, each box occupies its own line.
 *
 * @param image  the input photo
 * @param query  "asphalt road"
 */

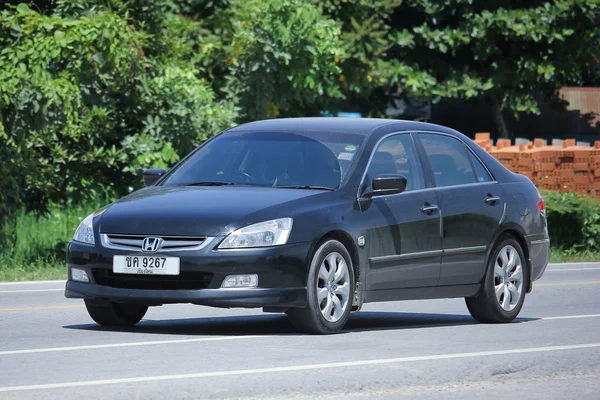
xmin=0 ymin=263 xmax=599 ymax=400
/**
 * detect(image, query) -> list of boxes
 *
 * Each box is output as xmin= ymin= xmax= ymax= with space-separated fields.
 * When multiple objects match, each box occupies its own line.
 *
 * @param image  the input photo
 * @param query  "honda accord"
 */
xmin=66 ymin=118 xmax=549 ymax=334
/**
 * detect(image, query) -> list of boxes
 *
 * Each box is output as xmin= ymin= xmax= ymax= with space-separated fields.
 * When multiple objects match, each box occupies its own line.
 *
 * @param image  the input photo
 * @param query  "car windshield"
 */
xmin=162 ymin=130 xmax=365 ymax=189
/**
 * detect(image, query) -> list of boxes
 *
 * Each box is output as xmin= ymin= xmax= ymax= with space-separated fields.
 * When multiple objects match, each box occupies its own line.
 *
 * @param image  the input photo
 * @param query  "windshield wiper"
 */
xmin=184 ymin=181 xmax=236 ymax=187
xmin=274 ymin=185 xmax=336 ymax=191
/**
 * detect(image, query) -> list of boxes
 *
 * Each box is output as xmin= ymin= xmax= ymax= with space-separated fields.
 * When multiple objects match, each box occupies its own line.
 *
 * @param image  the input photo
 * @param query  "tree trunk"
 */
xmin=490 ymin=93 xmax=511 ymax=140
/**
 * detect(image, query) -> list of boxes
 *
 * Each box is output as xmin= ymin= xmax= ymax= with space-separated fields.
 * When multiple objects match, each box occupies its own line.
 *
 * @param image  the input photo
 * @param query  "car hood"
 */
xmin=99 ymin=185 xmax=324 ymax=236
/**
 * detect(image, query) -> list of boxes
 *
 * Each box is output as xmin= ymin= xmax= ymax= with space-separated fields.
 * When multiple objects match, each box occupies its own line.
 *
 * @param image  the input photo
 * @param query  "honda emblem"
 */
xmin=141 ymin=237 xmax=163 ymax=253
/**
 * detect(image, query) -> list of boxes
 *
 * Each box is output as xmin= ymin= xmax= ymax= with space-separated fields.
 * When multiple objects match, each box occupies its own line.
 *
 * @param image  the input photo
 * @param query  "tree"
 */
xmin=0 ymin=1 xmax=237 ymax=239
xmin=224 ymin=0 xmax=346 ymax=121
xmin=322 ymin=0 xmax=600 ymax=139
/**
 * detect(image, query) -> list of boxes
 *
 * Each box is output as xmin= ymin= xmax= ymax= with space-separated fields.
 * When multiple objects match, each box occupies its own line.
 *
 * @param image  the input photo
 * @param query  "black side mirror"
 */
xmin=363 ymin=174 xmax=408 ymax=198
xmin=143 ymin=168 xmax=167 ymax=187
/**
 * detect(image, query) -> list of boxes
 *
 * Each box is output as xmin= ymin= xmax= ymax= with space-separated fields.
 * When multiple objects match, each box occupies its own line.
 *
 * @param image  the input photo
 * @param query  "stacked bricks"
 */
xmin=474 ymin=133 xmax=600 ymax=197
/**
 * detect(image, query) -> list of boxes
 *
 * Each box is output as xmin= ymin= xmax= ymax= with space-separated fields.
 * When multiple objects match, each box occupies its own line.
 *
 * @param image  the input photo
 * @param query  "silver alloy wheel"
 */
xmin=494 ymin=245 xmax=524 ymax=311
xmin=317 ymin=252 xmax=351 ymax=322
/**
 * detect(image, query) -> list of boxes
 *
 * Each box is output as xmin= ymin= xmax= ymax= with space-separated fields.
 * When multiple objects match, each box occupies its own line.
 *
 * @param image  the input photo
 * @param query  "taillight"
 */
xmin=537 ymin=198 xmax=545 ymax=215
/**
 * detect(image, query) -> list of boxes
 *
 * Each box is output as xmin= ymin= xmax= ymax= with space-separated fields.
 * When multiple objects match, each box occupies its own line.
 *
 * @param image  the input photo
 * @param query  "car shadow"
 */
xmin=63 ymin=311 xmax=538 ymax=336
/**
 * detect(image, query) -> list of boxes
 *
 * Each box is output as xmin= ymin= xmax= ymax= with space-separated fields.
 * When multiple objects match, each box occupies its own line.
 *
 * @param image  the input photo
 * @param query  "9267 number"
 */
xmin=125 ymin=256 xmax=167 ymax=269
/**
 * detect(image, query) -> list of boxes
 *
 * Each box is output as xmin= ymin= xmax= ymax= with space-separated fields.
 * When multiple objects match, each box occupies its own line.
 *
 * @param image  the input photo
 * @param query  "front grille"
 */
xmin=102 ymin=234 xmax=207 ymax=252
xmin=92 ymin=269 xmax=213 ymax=290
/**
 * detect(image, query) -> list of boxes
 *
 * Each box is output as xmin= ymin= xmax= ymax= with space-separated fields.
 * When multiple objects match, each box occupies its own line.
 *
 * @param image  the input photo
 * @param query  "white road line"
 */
xmin=548 ymin=262 xmax=600 ymax=266
xmin=542 ymin=314 xmax=600 ymax=320
xmin=546 ymin=268 xmax=600 ymax=272
xmin=0 ymin=335 xmax=266 ymax=356
xmin=1 ymin=313 xmax=598 ymax=356
xmin=0 ymin=288 xmax=63 ymax=294
xmin=0 ymin=280 xmax=64 ymax=285
xmin=1 ymin=342 xmax=599 ymax=393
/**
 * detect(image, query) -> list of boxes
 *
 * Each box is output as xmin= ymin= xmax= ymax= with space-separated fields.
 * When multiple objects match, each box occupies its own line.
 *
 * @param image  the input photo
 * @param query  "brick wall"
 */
xmin=474 ymin=133 xmax=600 ymax=196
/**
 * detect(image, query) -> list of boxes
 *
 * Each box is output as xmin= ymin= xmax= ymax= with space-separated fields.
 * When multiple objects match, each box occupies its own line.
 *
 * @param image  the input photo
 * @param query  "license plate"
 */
xmin=113 ymin=255 xmax=180 ymax=275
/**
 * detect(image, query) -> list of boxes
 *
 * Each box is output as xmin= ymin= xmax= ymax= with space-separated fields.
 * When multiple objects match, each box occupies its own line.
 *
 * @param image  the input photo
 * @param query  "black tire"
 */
xmin=466 ymin=235 xmax=529 ymax=323
xmin=84 ymin=299 xmax=148 ymax=326
xmin=287 ymin=239 xmax=355 ymax=334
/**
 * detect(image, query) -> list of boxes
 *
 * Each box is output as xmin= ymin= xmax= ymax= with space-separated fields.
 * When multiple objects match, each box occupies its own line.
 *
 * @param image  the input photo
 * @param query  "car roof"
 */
xmin=228 ymin=117 xmax=456 ymax=136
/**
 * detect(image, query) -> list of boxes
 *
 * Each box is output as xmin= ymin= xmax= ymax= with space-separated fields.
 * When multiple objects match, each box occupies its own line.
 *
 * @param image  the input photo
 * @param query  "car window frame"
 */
xmin=358 ymin=131 xmax=433 ymax=199
xmin=413 ymin=131 xmax=497 ymax=189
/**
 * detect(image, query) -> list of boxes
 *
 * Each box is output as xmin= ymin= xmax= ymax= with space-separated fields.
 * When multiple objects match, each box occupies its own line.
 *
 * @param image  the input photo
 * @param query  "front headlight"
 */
xmin=218 ymin=218 xmax=293 ymax=249
xmin=73 ymin=213 xmax=95 ymax=245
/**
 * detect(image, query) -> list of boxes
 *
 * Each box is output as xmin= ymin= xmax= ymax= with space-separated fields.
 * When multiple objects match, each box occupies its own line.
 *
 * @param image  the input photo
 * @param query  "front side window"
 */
xmin=419 ymin=134 xmax=476 ymax=187
xmin=365 ymin=134 xmax=425 ymax=192
xmin=162 ymin=130 xmax=365 ymax=189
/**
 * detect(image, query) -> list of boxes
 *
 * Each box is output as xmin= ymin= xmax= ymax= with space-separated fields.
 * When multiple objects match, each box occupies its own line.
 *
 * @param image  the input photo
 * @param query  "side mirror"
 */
xmin=363 ymin=174 xmax=408 ymax=198
xmin=143 ymin=168 xmax=167 ymax=187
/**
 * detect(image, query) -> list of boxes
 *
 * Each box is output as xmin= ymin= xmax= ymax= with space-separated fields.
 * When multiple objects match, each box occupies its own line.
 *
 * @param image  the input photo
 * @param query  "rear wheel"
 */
xmin=84 ymin=299 xmax=148 ymax=326
xmin=287 ymin=239 xmax=354 ymax=334
xmin=466 ymin=235 xmax=529 ymax=323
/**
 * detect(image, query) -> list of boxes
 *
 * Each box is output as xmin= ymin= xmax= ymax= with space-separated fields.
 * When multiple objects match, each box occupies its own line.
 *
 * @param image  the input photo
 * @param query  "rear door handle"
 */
xmin=484 ymin=195 xmax=501 ymax=205
xmin=421 ymin=204 xmax=439 ymax=215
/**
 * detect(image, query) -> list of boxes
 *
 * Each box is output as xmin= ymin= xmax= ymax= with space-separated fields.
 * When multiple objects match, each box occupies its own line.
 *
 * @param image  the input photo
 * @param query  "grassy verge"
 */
xmin=1 ymin=199 xmax=599 ymax=282
xmin=0 ymin=263 xmax=66 ymax=281
xmin=1 ymin=249 xmax=599 ymax=283
xmin=548 ymin=248 xmax=600 ymax=263
xmin=0 ymin=202 xmax=107 ymax=282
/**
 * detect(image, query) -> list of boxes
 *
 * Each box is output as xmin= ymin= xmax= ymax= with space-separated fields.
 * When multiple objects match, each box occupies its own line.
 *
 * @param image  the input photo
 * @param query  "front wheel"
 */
xmin=466 ymin=235 xmax=529 ymax=323
xmin=84 ymin=299 xmax=148 ymax=326
xmin=287 ymin=239 xmax=355 ymax=334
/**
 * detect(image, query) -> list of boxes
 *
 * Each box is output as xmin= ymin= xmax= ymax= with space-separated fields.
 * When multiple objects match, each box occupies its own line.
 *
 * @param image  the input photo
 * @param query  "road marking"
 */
xmin=542 ymin=314 xmax=600 ymax=320
xmin=0 ymin=288 xmax=63 ymax=294
xmin=546 ymin=268 xmax=600 ymax=272
xmin=536 ymin=281 xmax=600 ymax=287
xmin=0 ymin=342 xmax=599 ymax=393
xmin=0 ymin=305 xmax=83 ymax=312
xmin=0 ymin=335 xmax=266 ymax=356
xmin=548 ymin=262 xmax=600 ymax=266
xmin=0 ymin=280 xmax=64 ymax=285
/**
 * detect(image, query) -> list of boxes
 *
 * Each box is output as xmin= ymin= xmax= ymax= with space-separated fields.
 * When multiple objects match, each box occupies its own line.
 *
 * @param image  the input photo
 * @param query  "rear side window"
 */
xmin=419 ymin=134 xmax=476 ymax=187
xmin=467 ymin=150 xmax=493 ymax=182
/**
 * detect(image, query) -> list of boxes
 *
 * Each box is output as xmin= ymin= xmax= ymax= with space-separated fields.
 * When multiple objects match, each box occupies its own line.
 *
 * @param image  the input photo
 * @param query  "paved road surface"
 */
xmin=0 ymin=263 xmax=599 ymax=399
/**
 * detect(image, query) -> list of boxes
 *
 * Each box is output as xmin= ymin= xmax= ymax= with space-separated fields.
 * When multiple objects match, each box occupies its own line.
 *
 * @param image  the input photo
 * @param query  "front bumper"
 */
xmin=65 ymin=239 xmax=312 ymax=308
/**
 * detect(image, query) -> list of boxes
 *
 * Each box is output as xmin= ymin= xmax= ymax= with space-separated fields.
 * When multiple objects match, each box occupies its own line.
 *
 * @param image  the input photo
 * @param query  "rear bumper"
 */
xmin=530 ymin=238 xmax=550 ymax=281
xmin=65 ymin=281 xmax=307 ymax=308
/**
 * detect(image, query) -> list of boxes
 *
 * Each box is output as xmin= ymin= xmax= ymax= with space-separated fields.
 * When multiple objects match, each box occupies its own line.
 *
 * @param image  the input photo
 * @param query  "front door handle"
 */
xmin=421 ymin=203 xmax=439 ymax=215
xmin=484 ymin=195 xmax=501 ymax=205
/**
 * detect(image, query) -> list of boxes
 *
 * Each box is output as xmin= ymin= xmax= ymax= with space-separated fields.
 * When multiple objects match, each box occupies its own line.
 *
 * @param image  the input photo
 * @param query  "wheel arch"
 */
xmin=320 ymin=230 xmax=360 ymax=284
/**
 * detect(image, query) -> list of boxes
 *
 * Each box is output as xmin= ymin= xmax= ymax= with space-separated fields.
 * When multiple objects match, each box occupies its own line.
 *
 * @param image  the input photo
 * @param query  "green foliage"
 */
xmin=543 ymin=190 xmax=600 ymax=253
xmin=0 ymin=1 xmax=237 ymax=239
xmin=227 ymin=0 xmax=346 ymax=120
xmin=0 ymin=200 xmax=109 ymax=281
xmin=1 ymin=0 xmax=599 ymax=257
xmin=321 ymin=0 xmax=599 ymax=132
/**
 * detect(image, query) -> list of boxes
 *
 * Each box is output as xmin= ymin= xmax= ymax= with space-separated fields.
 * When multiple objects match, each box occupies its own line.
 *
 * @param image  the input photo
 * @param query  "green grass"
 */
xmin=0 ymin=202 xmax=107 ymax=282
xmin=1 ymin=201 xmax=599 ymax=282
xmin=0 ymin=264 xmax=66 ymax=281
xmin=549 ymin=248 xmax=600 ymax=263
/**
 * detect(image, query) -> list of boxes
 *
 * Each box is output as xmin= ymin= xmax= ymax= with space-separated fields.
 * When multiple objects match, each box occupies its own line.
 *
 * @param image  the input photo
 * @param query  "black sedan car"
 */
xmin=66 ymin=118 xmax=549 ymax=334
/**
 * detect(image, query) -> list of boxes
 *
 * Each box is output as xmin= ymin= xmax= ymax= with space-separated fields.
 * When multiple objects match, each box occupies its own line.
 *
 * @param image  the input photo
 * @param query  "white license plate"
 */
xmin=113 ymin=255 xmax=180 ymax=275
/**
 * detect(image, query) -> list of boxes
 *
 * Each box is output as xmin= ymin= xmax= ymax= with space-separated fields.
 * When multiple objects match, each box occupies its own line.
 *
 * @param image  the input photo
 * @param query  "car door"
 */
xmin=360 ymin=133 xmax=442 ymax=290
xmin=417 ymin=133 xmax=505 ymax=286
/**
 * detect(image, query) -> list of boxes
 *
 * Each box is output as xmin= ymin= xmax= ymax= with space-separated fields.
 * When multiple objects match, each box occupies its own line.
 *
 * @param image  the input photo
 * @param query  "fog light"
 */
xmin=71 ymin=268 xmax=89 ymax=283
xmin=221 ymin=274 xmax=258 ymax=288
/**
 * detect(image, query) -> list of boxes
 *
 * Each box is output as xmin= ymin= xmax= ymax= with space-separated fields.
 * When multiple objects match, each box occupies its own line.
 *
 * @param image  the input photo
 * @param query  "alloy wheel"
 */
xmin=317 ymin=252 xmax=351 ymax=322
xmin=493 ymin=245 xmax=524 ymax=311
